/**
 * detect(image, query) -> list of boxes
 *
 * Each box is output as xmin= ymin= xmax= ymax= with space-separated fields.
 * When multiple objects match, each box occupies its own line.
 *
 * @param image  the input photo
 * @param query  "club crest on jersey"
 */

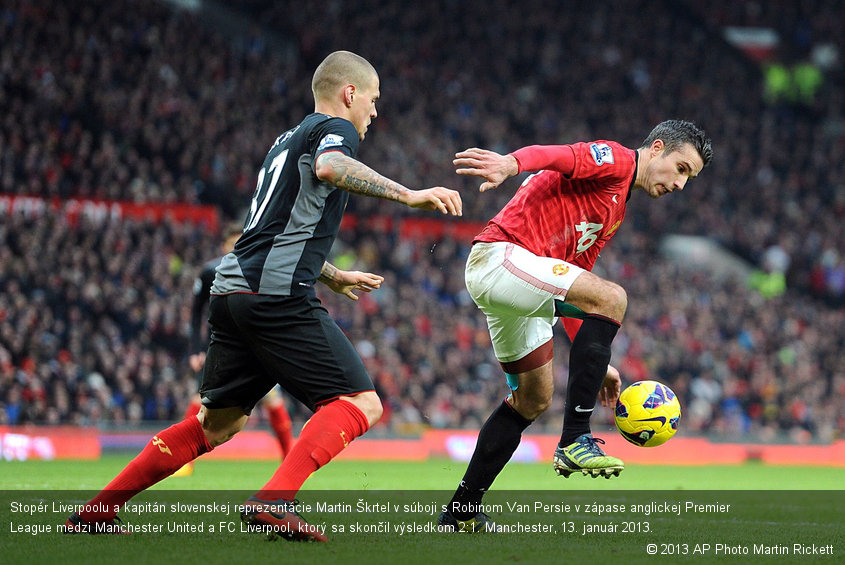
xmin=590 ymin=143 xmax=615 ymax=166
xmin=317 ymin=134 xmax=344 ymax=151
xmin=552 ymin=264 xmax=570 ymax=276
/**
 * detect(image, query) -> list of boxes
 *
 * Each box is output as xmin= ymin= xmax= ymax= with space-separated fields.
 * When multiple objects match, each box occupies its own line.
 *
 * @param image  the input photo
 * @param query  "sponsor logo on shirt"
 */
xmin=317 ymin=134 xmax=345 ymax=151
xmin=552 ymin=264 xmax=570 ymax=276
xmin=590 ymin=143 xmax=615 ymax=166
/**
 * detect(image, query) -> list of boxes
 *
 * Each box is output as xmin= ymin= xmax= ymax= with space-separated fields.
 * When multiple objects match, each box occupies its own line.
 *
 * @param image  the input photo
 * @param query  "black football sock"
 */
xmin=448 ymin=401 xmax=532 ymax=520
xmin=559 ymin=314 xmax=620 ymax=447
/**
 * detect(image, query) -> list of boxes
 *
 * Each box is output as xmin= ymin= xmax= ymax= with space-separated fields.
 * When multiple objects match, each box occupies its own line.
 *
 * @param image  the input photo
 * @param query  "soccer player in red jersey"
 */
xmin=440 ymin=120 xmax=712 ymax=532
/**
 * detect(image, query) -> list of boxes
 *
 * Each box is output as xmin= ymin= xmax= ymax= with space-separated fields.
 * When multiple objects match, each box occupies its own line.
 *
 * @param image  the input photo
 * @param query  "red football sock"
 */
xmin=267 ymin=404 xmax=294 ymax=458
xmin=255 ymin=399 xmax=369 ymax=501
xmin=79 ymin=417 xmax=213 ymax=521
xmin=183 ymin=399 xmax=202 ymax=420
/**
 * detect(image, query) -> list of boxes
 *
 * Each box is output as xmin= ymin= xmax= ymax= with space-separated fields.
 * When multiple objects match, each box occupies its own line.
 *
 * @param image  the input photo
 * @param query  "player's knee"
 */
xmin=363 ymin=396 xmax=384 ymax=427
xmin=598 ymin=281 xmax=627 ymax=321
xmin=346 ymin=392 xmax=383 ymax=427
xmin=610 ymin=283 xmax=627 ymax=310
xmin=199 ymin=407 xmax=248 ymax=447
xmin=203 ymin=424 xmax=242 ymax=447
xmin=523 ymin=399 xmax=551 ymax=420
xmin=569 ymin=274 xmax=627 ymax=321
xmin=511 ymin=392 xmax=552 ymax=420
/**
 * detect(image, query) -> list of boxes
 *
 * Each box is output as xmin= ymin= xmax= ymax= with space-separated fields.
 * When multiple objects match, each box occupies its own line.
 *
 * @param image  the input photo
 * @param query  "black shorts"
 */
xmin=199 ymin=293 xmax=374 ymax=413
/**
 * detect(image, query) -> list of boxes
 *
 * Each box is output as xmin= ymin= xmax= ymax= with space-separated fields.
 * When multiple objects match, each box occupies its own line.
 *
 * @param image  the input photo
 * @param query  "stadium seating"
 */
xmin=1 ymin=0 xmax=842 ymax=441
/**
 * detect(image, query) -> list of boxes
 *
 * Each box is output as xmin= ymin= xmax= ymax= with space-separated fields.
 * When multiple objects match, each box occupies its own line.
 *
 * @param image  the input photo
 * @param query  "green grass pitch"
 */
xmin=2 ymin=456 xmax=842 ymax=565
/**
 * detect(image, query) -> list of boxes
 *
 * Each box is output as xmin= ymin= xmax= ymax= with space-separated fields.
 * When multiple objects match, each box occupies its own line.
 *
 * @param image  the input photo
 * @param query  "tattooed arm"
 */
xmin=316 ymin=152 xmax=407 ymax=200
xmin=314 ymin=152 xmax=462 ymax=216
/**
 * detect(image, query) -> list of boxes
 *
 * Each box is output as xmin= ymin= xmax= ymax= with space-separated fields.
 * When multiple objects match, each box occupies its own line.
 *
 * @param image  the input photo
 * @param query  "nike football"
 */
xmin=614 ymin=380 xmax=681 ymax=447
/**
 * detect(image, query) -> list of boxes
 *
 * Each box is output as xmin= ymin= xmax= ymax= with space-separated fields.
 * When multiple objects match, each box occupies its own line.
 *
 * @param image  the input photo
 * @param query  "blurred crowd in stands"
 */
xmin=0 ymin=0 xmax=842 ymax=442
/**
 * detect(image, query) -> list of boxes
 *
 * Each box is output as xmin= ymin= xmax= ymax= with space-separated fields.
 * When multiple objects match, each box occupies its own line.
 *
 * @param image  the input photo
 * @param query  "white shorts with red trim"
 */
xmin=465 ymin=241 xmax=586 ymax=363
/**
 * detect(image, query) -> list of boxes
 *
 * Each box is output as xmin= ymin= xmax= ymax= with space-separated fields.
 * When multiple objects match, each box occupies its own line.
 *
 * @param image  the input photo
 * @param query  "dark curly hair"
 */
xmin=640 ymin=120 xmax=713 ymax=167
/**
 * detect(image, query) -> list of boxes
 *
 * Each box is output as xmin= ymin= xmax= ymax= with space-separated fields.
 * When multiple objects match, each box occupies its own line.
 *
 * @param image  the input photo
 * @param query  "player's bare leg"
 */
xmin=198 ymin=405 xmax=249 ymax=446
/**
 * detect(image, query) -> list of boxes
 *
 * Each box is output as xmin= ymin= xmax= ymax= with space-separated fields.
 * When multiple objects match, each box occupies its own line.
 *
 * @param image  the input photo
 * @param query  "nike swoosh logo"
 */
xmin=612 ymin=194 xmax=618 ymax=203
xmin=574 ymin=405 xmax=594 ymax=413
xmin=636 ymin=416 xmax=666 ymax=425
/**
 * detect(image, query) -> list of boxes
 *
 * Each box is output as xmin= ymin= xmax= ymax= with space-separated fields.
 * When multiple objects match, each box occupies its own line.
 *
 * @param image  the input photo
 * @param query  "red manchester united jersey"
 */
xmin=474 ymin=140 xmax=637 ymax=271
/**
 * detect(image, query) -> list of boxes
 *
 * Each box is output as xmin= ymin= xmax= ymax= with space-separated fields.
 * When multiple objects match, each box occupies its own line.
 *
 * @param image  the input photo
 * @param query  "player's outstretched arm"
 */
xmin=318 ymin=261 xmax=384 ymax=301
xmin=453 ymin=148 xmax=519 ymax=192
xmin=316 ymin=152 xmax=462 ymax=215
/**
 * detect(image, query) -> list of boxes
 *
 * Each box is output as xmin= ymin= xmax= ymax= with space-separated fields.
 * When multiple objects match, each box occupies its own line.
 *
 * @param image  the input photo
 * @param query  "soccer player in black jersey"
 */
xmin=173 ymin=222 xmax=294 ymax=478
xmin=65 ymin=50 xmax=462 ymax=541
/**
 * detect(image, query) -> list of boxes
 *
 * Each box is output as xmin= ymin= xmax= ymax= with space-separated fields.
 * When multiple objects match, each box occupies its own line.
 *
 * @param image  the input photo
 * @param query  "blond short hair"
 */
xmin=311 ymin=51 xmax=377 ymax=102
